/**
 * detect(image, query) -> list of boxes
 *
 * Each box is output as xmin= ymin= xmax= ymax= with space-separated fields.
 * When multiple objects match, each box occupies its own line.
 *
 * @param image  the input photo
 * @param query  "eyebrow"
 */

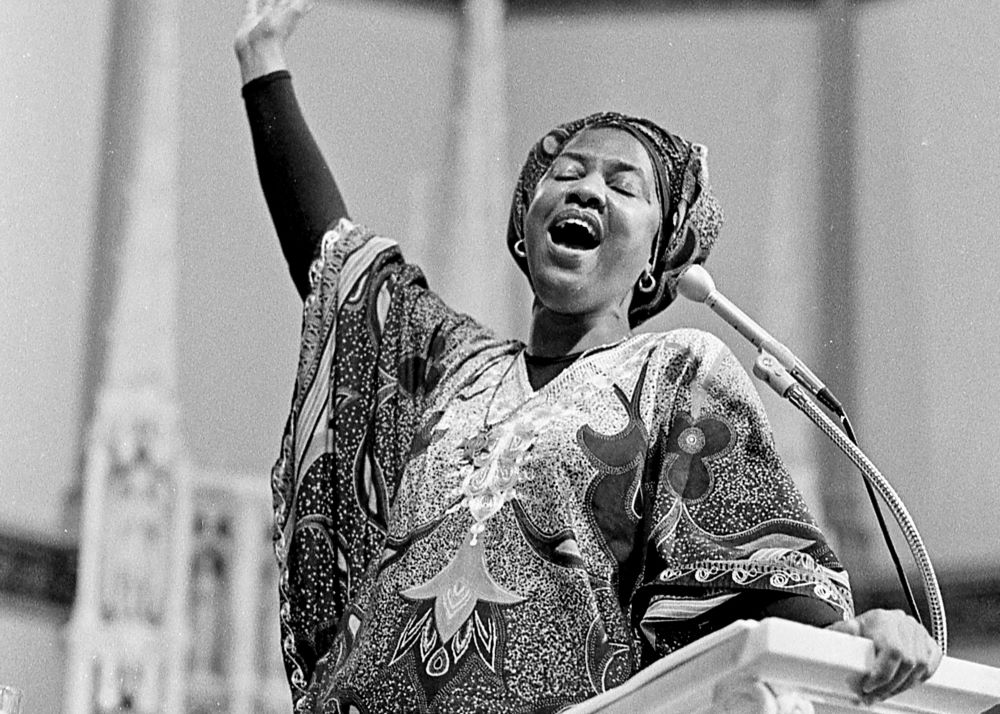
xmin=557 ymin=150 xmax=648 ymax=177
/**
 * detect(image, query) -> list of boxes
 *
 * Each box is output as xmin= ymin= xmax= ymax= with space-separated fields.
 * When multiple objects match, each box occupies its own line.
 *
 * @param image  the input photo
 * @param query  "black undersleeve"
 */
xmin=741 ymin=591 xmax=842 ymax=626
xmin=242 ymin=71 xmax=349 ymax=298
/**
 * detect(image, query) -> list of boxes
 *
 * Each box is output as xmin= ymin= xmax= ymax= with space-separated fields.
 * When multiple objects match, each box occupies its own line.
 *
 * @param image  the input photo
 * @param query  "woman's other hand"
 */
xmin=235 ymin=0 xmax=319 ymax=84
xmin=827 ymin=608 xmax=943 ymax=705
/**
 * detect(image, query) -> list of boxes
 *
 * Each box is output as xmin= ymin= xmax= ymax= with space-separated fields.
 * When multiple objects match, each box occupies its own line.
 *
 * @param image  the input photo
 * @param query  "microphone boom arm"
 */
xmin=679 ymin=265 xmax=844 ymax=414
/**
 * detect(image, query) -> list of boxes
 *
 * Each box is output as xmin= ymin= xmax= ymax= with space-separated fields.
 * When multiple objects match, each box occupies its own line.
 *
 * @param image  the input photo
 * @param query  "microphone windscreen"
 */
xmin=677 ymin=264 xmax=716 ymax=303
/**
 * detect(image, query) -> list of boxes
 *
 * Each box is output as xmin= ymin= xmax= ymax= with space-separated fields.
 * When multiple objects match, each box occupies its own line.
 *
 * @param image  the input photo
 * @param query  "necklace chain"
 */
xmin=462 ymin=352 xmax=539 ymax=465
xmin=481 ymin=352 xmax=522 ymax=431
xmin=451 ymin=338 xmax=636 ymax=542
xmin=462 ymin=338 xmax=628 ymax=466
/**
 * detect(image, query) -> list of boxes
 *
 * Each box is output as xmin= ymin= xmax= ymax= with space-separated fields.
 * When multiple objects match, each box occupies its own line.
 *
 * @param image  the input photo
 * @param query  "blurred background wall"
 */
xmin=2 ymin=0 xmax=998 ymax=711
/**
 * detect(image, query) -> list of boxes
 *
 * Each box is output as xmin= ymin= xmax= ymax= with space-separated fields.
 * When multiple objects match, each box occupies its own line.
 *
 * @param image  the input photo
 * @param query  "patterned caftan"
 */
xmin=269 ymin=219 xmax=853 ymax=713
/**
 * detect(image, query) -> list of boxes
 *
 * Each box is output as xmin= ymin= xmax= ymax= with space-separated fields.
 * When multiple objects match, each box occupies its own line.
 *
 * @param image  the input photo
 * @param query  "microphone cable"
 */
xmin=838 ymin=412 xmax=924 ymax=625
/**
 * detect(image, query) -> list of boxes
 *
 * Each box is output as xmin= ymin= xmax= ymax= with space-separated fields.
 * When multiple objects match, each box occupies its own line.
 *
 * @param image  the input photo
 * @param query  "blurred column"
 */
xmin=63 ymin=0 xmax=192 ymax=712
xmin=439 ymin=0 xmax=528 ymax=339
xmin=815 ymin=0 xmax=878 ymax=572
xmin=758 ymin=72 xmax=826 ymax=530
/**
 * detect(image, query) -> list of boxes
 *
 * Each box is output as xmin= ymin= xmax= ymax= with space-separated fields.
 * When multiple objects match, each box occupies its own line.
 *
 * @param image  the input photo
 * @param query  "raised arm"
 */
xmin=235 ymin=0 xmax=348 ymax=298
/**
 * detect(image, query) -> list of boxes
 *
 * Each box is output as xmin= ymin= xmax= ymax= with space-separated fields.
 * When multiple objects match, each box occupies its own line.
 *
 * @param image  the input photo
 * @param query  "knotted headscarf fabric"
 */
xmin=506 ymin=112 xmax=724 ymax=327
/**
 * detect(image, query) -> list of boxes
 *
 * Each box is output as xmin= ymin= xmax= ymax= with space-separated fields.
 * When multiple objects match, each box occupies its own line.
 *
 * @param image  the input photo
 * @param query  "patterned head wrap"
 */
xmin=506 ymin=112 xmax=724 ymax=327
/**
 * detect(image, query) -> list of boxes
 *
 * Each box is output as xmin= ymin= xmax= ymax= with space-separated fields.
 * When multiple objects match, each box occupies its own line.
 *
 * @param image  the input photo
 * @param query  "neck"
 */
xmin=527 ymin=300 xmax=632 ymax=357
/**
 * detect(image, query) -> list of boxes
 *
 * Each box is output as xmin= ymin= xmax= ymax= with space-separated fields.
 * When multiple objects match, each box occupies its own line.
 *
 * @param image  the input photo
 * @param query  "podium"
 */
xmin=567 ymin=618 xmax=1000 ymax=713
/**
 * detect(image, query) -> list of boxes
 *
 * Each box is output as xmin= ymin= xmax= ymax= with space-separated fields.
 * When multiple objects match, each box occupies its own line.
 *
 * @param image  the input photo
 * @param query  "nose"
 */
xmin=566 ymin=172 xmax=606 ymax=211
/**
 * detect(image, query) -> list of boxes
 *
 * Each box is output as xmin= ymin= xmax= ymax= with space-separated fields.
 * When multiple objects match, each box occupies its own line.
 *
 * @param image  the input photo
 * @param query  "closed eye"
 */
xmin=549 ymin=157 xmax=585 ymax=181
xmin=610 ymin=178 xmax=642 ymax=197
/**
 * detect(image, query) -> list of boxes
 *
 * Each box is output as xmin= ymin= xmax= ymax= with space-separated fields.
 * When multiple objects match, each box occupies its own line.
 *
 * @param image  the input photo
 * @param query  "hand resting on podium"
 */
xmin=827 ymin=608 xmax=942 ymax=705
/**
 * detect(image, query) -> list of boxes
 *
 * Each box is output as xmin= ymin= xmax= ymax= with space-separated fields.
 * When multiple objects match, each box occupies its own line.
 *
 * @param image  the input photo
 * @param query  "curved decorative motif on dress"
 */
xmin=352 ymin=427 xmax=389 ymax=533
xmin=584 ymin=618 xmax=632 ymax=694
xmin=661 ymin=410 xmax=734 ymax=502
xmin=578 ymin=358 xmax=652 ymax=565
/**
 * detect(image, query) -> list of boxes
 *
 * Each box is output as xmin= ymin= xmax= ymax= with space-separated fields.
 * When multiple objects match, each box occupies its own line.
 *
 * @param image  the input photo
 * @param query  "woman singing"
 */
xmin=235 ymin=2 xmax=941 ymax=711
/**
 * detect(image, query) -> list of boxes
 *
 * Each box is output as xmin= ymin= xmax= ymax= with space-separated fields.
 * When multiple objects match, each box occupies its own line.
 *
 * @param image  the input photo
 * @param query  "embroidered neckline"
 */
xmin=523 ymin=336 xmax=629 ymax=365
xmin=523 ymin=337 xmax=624 ymax=366
xmin=451 ymin=335 xmax=654 ymax=544
xmin=515 ymin=334 xmax=649 ymax=399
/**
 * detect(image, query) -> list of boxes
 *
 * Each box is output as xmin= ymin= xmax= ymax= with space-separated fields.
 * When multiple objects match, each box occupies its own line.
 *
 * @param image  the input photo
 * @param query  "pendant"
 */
xmin=460 ymin=427 xmax=499 ymax=466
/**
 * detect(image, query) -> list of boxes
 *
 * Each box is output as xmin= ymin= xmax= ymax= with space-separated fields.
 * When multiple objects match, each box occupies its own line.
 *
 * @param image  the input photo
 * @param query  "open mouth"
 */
xmin=548 ymin=213 xmax=602 ymax=251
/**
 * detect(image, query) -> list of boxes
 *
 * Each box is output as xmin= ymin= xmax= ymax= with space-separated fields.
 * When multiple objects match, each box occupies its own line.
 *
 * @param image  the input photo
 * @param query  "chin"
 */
xmin=526 ymin=252 xmax=633 ymax=320
xmin=531 ymin=281 xmax=604 ymax=319
xmin=530 ymin=269 xmax=581 ymax=305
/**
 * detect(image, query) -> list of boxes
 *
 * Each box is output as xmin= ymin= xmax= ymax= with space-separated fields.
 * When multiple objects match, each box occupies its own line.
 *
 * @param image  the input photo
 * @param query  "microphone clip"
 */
xmin=753 ymin=349 xmax=798 ymax=399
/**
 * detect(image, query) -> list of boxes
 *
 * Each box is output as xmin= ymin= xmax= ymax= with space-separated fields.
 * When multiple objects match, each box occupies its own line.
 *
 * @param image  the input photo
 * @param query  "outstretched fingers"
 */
xmin=240 ymin=0 xmax=315 ymax=30
xmin=274 ymin=0 xmax=318 ymax=21
xmin=243 ymin=0 xmax=266 ymax=23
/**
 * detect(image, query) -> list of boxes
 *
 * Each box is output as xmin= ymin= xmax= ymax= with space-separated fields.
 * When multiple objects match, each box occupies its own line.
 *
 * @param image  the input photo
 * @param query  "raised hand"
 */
xmin=828 ymin=608 xmax=943 ymax=705
xmin=235 ymin=0 xmax=320 ymax=84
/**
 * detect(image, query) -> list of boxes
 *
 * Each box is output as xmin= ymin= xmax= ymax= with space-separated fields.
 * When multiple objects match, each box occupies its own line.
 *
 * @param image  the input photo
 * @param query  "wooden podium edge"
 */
xmin=567 ymin=618 xmax=1000 ymax=713
xmin=565 ymin=619 xmax=756 ymax=713
xmin=747 ymin=618 xmax=1000 ymax=711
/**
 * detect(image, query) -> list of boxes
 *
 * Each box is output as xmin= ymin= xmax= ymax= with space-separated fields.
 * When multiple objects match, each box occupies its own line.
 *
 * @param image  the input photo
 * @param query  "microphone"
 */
xmin=677 ymin=264 xmax=844 ymax=415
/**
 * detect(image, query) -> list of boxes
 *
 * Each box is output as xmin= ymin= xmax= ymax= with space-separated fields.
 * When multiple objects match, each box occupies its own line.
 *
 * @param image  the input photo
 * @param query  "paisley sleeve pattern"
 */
xmin=268 ymin=218 xmax=502 ymax=706
xmin=633 ymin=330 xmax=853 ymax=659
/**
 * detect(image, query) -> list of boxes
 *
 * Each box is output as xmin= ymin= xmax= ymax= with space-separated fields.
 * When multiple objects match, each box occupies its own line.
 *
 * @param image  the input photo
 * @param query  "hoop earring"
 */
xmin=637 ymin=267 xmax=656 ymax=293
xmin=513 ymin=239 xmax=527 ymax=259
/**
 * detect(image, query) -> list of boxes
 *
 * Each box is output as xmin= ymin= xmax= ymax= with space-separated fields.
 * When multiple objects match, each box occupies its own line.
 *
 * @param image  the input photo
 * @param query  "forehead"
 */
xmin=557 ymin=126 xmax=655 ymax=178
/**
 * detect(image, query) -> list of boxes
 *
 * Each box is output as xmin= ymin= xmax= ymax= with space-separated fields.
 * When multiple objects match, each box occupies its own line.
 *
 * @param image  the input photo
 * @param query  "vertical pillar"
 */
xmin=229 ymin=492 xmax=260 ymax=714
xmin=64 ymin=0 xmax=191 ymax=711
xmin=758 ymin=72 xmax=825 ymax=520
xmin=441 ymin=0 xmax=527 ymax=339
xmin=815 ymin=0 xmax=877 ymax=572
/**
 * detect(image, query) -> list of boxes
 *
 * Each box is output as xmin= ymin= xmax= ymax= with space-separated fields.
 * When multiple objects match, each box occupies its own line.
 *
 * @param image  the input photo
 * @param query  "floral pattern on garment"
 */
xmin=269 ymin=220 xmax=853 ymax=713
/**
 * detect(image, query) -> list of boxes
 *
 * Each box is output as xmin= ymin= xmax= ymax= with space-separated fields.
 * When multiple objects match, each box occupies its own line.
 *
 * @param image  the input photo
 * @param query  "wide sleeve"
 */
xmin=633 ymin=331 xmax=853 ymax=660
xmin=268 ymin=219 xmax=502 ymax=702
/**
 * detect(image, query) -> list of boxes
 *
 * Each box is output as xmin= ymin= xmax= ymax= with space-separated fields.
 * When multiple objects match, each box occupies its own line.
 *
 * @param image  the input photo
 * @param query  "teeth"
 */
xmin=549 ymin=213 xmax=601 ymax=251
xmin=557 ymin=217 xmax=596 ymax=236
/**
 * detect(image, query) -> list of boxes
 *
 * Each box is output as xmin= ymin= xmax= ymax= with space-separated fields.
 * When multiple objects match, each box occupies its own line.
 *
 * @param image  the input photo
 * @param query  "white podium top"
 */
xmin=567 ymin=618 xmax=1000 ymax=713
